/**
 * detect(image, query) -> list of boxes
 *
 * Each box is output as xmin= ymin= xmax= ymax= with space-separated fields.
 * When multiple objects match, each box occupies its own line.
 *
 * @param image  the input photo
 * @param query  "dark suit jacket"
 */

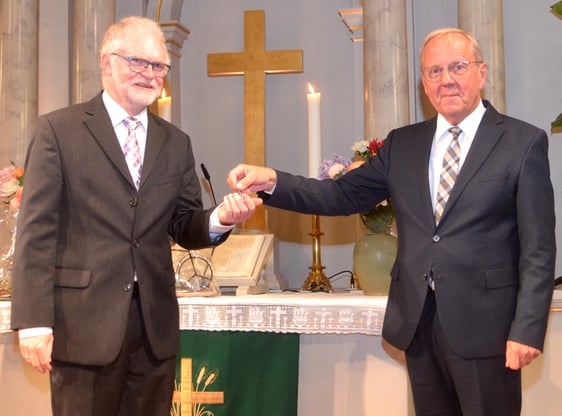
xmin=11 ymin=93 xmax=225 ymax=365
xmin=262 ymin=101 xmax=555 ymax=358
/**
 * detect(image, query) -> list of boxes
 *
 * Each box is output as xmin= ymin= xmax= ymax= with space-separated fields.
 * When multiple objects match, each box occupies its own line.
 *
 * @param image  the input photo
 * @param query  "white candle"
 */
xmin=307 ymin=83 xmax=321 ymax=178
xmin=157 ymin=88 xmax=172 ymax=122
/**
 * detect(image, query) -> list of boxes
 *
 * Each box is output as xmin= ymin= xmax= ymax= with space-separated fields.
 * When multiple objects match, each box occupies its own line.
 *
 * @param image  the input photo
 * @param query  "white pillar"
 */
xmin=71 ymin=0 xmax=115 ymax=103
xmin=361 ymin=0 xmax=410 ymax=140
xmin=458 ymin=0 xmax=506 ymax=113
xmin=0 ymin=0 xmax=38 ymax=166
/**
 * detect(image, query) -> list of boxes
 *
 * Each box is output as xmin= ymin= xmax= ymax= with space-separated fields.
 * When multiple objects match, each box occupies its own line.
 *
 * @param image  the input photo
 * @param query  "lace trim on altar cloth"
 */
xmin=178 ymin=293 xmax=388 ymax=335
xmin=3 ymin=291 xmax=562 ymax=340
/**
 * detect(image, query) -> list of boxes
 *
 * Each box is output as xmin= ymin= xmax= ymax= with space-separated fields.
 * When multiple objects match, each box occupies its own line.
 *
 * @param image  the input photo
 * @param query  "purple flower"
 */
xmin=317 ymin=154 xmax=352 ymax=180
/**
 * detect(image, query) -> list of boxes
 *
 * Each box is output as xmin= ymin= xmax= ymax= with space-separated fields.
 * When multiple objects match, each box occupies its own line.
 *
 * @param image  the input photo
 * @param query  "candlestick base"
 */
xmin=300 ymin=264 xmax=333 ymax=293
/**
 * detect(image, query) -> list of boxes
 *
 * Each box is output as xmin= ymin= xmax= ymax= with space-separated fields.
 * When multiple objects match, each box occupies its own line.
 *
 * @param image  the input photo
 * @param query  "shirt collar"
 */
xmin=435 ymin=100 xmax=486 ymax=141
xmin=102 ymin=91 xmax=148 ymax=130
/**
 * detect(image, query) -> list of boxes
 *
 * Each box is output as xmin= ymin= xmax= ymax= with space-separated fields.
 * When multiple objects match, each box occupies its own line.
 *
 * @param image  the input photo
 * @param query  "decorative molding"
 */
xmin=338 ymin=8 xmax=363 ymax=42
xmin=159 ymin=21 xmax=190 ymax=58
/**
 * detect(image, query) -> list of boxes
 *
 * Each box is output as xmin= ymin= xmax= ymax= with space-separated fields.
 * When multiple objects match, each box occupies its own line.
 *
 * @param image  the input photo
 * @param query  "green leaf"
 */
xmin=552 ymin=113 xmax=562 ymax=128
xmin=552 ymin=1 xmax=562 ymax=16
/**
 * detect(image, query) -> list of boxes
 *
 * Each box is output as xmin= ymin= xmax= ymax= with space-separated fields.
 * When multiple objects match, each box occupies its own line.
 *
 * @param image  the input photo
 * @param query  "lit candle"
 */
xmin=307 ymin=83 xmax=321 ymax=178
xmin=157 ymin=88 xmax=172 ymax=122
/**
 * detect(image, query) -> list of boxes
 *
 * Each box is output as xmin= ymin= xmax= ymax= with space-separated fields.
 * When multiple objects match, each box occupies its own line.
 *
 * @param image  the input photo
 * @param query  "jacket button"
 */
xmin=432 ymin=235 xmax=440 ymax=242
xmin=133 ymin=240 xmax=140 ymax=248
xmin=123 ymin=282 xmax=134 ymax=292
xmin=423 ymin=273 xmax=428 ymax=281
xmin=129 ymin=197 xmax=138 ymax=207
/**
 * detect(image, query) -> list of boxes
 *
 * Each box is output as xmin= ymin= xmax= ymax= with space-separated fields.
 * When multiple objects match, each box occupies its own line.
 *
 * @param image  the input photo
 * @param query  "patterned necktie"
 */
xmin=122 ymin=117 xmax=143 ymax=189
xmin=434 ymin=126 xmax=462 ymax=224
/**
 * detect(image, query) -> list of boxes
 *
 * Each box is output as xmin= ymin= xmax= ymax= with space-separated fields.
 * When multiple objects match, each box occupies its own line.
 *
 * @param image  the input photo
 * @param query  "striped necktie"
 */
xmin=122 ymin=117 xmax=143 ymax=189
xmin=434 ymin=126 xmax=462 ymax=224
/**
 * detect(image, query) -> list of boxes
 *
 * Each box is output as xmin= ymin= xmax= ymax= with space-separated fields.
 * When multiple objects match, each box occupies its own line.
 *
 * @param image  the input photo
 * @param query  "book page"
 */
xmin=210 ymin=235 xmax=265 ymax=278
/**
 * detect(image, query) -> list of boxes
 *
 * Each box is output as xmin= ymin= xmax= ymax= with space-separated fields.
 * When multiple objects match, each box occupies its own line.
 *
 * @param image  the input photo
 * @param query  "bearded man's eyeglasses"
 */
xmin=112 ymin=53 xmax=171 ymax=78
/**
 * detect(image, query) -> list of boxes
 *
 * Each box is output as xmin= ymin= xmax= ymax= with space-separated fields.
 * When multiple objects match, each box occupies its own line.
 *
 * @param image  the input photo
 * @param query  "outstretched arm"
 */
xmin=227 ymin=164 xmax=278 ymax=194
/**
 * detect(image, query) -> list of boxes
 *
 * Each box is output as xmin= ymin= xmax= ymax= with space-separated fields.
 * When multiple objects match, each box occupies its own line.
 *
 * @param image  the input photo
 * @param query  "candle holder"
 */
xmin=300 ymin=214 xmax=333 ymax=292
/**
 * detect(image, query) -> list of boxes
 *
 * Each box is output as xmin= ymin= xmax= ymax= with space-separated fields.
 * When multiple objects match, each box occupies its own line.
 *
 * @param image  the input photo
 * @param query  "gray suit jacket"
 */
xmin=11 ymin=93 xmax=224 ymax=365
xmin=262 ymin=101 xmax=555 ymax=358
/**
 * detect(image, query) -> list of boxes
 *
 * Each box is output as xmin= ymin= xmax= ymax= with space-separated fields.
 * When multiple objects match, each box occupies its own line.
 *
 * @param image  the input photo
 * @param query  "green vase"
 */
xmin=352 ymin=228 xmax=397 ymax=295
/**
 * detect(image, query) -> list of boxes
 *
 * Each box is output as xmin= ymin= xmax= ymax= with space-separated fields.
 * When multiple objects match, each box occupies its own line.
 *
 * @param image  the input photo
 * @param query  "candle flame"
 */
xmin=307 ymin=83 xmax=316 ymax=94
xmin=161 ymin=88 xmax=167 ymax=99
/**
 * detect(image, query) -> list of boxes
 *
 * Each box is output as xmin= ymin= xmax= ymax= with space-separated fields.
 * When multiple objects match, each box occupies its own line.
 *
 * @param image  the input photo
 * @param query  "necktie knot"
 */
xmin=448 ymin=126 xmax=462 ymax=140
xmin=123 ymin=117 xmax=141 ymax=132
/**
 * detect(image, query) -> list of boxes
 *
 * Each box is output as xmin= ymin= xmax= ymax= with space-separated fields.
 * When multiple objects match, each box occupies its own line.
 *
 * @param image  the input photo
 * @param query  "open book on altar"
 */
xmin=172 ymin=234 xmax=277 ymax=295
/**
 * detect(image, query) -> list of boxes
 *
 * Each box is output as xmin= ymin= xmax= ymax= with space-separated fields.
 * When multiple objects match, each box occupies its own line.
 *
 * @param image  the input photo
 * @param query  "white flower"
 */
xmin=351 ymin=140 xmax=370 ymax=154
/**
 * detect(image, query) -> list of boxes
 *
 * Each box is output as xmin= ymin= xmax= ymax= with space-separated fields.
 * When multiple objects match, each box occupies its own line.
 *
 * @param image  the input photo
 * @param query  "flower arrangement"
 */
xmin=0 ymin=162 xmax=23 ymax=298
xmin=0 ymin=162 xmax=24 ymax=212
xmin=318 ymin=139 xmax=394 ymax=234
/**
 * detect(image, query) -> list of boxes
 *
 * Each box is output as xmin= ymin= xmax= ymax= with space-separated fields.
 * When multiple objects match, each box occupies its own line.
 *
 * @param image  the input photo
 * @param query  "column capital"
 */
xmin=159 ymin=21 xmax=190 ymax=58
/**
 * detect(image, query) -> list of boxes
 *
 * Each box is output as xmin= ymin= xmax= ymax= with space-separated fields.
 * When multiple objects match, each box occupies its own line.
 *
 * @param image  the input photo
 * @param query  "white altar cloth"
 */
xmin=3 ymin=289 xmax=562 ymax=338
xmin=0 ymin=291 xmax=388 ymax=338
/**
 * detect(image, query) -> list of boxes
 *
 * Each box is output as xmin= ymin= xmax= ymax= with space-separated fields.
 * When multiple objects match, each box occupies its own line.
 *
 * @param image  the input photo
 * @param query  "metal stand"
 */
xmin=300 ymin=215 xmax=333 ymax=292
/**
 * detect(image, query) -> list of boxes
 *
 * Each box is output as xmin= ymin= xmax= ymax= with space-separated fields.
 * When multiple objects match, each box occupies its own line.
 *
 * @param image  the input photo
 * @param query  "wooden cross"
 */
xmin=208 ymin=10 xmax=303 ymax=230
xmin=172 ymin=358 xmax=224 ymax=416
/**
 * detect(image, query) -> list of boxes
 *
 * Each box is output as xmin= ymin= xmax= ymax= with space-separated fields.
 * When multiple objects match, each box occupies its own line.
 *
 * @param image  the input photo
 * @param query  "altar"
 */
xmin=2 ymin=291 xmax=562 ymax=415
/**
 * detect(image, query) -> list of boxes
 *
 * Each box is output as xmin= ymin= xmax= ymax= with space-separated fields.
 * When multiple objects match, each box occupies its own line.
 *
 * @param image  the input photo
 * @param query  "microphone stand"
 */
xmin=200 ymin=163 xmax=218 ymax=271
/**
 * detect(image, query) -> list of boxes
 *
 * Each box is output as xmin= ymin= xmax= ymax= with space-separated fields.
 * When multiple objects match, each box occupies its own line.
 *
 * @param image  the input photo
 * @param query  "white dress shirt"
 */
xmin=428 ymin=100 xmax=486 ymax=214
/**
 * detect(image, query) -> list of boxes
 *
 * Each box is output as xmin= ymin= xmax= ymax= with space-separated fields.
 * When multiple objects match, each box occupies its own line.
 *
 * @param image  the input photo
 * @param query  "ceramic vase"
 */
xmin=352 ymin=224 xmax=397 ymax=295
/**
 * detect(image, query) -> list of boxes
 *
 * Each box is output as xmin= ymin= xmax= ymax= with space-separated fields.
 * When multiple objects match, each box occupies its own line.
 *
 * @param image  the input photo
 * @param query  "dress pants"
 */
xmin=50 ymin=286 xmax=177 ymax=416
xmin=405 ymin=290 xmax=521 ymax=416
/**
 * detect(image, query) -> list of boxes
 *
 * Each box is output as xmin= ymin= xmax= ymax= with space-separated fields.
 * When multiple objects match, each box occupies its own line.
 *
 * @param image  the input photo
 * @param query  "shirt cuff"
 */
xmin=209 ymin=203 xmax=236 ymax=235
xmin=18 ymin=327 xmax=53 ymax=339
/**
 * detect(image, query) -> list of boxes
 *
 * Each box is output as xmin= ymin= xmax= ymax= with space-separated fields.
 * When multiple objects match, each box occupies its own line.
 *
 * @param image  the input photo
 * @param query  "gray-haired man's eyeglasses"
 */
xmin=111 ymin=53 xmax=171 ymax=78
xmin=421 ymin=60 xmax=483 ymax=81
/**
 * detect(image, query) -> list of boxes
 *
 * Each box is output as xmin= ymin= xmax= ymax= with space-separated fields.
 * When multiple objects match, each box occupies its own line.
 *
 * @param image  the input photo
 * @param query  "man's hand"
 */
xmin=217 ymin=192 xmax=263 ymax=225
xmin=505 ymin=340 xmax=541 ymax=370
xmin=227 ymin=164 xmax=277 ymax=194
xmin=19 ymin=333 xmax=53 ymax=373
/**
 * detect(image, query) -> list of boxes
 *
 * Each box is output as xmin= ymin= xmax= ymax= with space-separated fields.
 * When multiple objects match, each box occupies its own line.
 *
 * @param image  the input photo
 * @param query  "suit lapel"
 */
xmin=413 ymin=119 xmax=439 ymax=226
xmin=438 ymin=102 xmax=504 ymax=224
xmin=83 ymin=94 xmax=135 ymax=188
xmin=139 ymin=114 xmax=167 ymax=190
xmin=83 ymin=95 xmax=169 ymax=191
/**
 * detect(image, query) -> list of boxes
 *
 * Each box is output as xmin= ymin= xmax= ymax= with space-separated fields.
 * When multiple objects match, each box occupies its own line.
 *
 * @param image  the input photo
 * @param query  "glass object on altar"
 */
xmin=172 ymin=247 xmax=220 ymax=297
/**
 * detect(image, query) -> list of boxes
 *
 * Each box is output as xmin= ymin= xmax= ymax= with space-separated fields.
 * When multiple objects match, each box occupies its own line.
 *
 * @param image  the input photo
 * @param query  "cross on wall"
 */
xmin=207 ymin=9 xmax=303 ymax=230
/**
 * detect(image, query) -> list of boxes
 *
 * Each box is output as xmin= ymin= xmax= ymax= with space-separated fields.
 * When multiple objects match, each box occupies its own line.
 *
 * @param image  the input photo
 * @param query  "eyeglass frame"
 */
xmin=111 ymin=53 xmax=171 ymax=78
xmin=421 ymin=60 xmax=483 ymax=81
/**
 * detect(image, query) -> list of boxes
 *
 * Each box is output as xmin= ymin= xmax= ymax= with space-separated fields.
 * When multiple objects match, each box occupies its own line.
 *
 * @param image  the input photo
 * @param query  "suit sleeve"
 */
xmin=509 ymin=128 xmax=556 ymax=350
xmin=11 ymin=117 xmax=63 ymax=330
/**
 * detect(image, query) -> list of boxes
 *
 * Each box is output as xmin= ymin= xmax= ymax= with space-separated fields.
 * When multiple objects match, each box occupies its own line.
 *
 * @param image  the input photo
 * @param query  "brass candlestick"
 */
xmin=300 ymin=214 xmax=333 ymax=292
